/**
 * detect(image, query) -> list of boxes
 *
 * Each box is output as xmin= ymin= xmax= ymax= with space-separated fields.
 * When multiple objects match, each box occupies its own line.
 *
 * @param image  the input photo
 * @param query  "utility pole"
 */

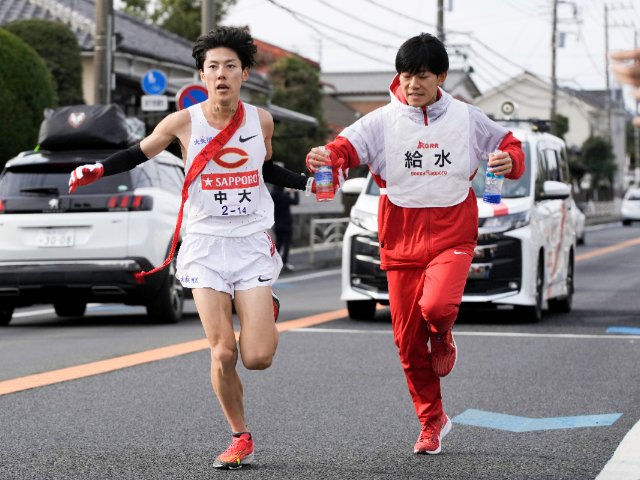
xmin=550 ymin=0 xmax=558 ymax=135
xmin=635 ymin=29 xmax=639 ymax=183
xmin=94 ymin=0 xmax=113 ymax=104
xmin=604 ymin=3 xmax=611 ymax=144
xmin=437 ymin=0 xmax=445 ymax=43
xmin=202 ymin=0 xmax=216 ymax=36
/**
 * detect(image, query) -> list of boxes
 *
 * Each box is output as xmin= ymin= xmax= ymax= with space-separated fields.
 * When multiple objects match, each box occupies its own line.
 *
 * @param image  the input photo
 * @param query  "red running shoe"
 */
xmin=414 ymin=414 xmax=452 ymax=454
xmin=272 ymin=292 xmax=280 ymax=322
xmin=213 ymin=433 xmax=254 ymax=469
xmin=429 ymin=329 xmax=457 ymax=377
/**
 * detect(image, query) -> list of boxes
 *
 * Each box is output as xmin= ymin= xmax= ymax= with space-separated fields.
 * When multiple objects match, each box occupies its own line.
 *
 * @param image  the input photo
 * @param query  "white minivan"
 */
xmin=341 ymin=124 xmax=576 ymax=322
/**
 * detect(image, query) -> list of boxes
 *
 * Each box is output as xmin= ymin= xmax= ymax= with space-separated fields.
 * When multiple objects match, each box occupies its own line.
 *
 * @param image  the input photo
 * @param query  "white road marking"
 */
xmin=12 ymin=308 xmax=55 ymax=318
xmin=290 ymin=327 xmax=640 ymax=340
xmin=275 ymin=268 xmax=341 ymax=284
xmin=596 ymin=418 xmax=640 ymax=480
xmin=13 ymin=303 xmax=107 ymax=319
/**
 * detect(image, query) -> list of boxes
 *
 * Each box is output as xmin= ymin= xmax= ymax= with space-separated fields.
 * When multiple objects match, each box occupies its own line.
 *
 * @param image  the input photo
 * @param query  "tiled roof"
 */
xmin=1 ymin=0 xmax=194 ymax=68
xmin=0 ymin=0 xmax=271 ymax=91
xmin=321 ymin=69 xmax=479 ymax=98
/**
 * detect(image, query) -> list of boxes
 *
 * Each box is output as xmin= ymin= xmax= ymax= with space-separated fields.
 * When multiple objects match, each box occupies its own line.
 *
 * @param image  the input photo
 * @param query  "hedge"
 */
xmin=0 ymin=28 xmax=56 ymax=166
xmin=4 ymin=19 xmax=84 ymax=106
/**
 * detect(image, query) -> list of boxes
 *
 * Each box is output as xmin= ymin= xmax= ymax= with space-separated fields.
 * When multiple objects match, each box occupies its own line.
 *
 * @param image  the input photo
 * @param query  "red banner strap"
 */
xmin=134 ymin=101 xmax=245 ymax=282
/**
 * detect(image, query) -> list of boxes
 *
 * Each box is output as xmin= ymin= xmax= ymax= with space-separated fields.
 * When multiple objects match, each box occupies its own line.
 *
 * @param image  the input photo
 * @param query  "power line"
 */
xmin=314 ymin=0 xmax=405 ymax=40
xmin=264 ymin=0 xmax=397 ymax=50
xmin=469 ymin=33 xmax=545 ymax=81
xmin=361 ymin=0 xmax=438 ymax=30
xmin=263 ymin=0 xmax=390 ymax=65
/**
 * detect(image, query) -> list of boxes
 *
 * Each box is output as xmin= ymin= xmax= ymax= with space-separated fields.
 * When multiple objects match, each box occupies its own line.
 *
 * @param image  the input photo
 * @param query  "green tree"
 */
xmin=4 ymin=20 xmax=83 ymax=106
xmin=120 ymin=0 xmax=238 ymax=41
xmin=268 ymin=56 xmax=327 ymax=173
xmin=580 ymin=136 xmax=617 ymax=190
xmin=555 ymin=113 xmax=569 ymax=140
xmin=0 ymin=29 xmax=56 ymax=166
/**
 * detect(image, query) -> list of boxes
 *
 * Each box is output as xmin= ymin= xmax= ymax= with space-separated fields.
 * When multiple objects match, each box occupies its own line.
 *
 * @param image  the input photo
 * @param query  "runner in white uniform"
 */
xmin=68 ymin=27 xmax=315 ymax=470
xmin=176 ymin=102 xmax=282 ymax=295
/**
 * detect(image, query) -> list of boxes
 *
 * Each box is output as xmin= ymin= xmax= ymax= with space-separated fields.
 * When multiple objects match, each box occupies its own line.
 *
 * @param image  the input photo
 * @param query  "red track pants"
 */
xmin=387 ymin=247 xmax=473 ymax=425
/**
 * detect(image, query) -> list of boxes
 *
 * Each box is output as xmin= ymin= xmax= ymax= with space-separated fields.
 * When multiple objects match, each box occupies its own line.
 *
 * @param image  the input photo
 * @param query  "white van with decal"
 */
xmin=341 ymin=124 xmax=576 ymax=322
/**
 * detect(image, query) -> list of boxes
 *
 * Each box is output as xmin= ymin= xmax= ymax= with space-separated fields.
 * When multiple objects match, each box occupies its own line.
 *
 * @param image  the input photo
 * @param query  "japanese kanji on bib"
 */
xmin=385 ymin=98 xmax=471 ymax=208
xmin=185 ymin=103 xmax=273 ymax=238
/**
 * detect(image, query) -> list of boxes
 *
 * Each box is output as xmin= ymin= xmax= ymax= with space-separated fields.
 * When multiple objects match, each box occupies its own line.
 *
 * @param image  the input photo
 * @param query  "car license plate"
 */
xmin=37 ymin=228 xmax=75 ymax=247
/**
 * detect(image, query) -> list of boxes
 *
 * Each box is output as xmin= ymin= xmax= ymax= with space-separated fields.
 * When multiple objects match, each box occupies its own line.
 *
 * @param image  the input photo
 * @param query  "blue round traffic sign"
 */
xmin=176 ymin=84 xmax=209 ymax=110
xmin=141 ymin=69 xmax=168 ymax=95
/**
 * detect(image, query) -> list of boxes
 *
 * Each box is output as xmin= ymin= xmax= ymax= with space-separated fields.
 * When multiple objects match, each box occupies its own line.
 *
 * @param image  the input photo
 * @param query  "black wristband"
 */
xmin=262 ymin=161 xmax=308 ymax=190
xmin=101 ymin=144 xmax=149 ymax=176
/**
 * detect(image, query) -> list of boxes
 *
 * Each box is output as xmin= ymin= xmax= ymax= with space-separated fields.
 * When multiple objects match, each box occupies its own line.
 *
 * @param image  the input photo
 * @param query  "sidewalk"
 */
xmin=278 ymin=245 xmax=342 ymax=277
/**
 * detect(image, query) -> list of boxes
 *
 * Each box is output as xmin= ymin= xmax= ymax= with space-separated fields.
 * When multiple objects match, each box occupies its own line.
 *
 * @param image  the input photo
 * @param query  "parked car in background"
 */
xmin=341 ymin=124 xmax=576 ymax=323
xmin=0 ymin=105 xmax=185 ymax=326
xmin=572 ymin=198 xmax=586 ymax=244
xmin=621 ymin=187 xmax=640 ymax=226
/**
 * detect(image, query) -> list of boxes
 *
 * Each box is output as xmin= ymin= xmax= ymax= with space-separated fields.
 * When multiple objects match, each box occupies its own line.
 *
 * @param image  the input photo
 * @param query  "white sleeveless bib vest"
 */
xmin=384 ymin=98 xmax=471 ymax=208
xmin=185 ymin=103 xmax=273 ymax=237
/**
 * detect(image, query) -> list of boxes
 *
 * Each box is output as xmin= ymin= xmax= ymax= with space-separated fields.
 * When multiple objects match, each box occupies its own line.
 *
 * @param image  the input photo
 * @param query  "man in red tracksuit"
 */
xmin=307 ymin=33 xmax=524 ymax=455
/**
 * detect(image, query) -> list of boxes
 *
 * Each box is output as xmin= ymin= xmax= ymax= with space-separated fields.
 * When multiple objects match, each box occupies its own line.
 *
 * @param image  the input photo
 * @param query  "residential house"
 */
xmin=474 ymin=71 xmax=627 ymax=193
xmin=321 ymin=69 xmax=481 ymax=134
xmin=0 ymin=0 xmax=317 ymax=128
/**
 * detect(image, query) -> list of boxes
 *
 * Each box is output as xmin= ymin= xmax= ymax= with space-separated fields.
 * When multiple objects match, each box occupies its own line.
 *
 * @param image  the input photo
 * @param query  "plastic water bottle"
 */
xmin=483 ymin=151 xmax=504 ymax=204
xmin=314 ymin=147 xmax=334 ymax=202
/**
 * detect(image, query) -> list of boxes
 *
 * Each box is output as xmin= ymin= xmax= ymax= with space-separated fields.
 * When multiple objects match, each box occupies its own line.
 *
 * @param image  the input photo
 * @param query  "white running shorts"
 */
xmin=176 ymin=231 xmax=283 ymax=296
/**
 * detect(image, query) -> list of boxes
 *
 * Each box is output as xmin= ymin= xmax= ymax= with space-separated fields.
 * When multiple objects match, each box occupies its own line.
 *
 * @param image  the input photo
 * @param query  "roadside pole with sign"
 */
xmin=176 ymin=84 xmax=208 ymax=111
xmin=141 ymin=69 xmax=169 ymax=112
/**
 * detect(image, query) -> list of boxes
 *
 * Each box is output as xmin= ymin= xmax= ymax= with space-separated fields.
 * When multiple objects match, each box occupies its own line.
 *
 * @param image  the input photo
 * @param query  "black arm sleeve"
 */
xmin=262 ymin=160 xmax=309 ymax=190
xmin=101 ymin=143 xmax=149 ymax=176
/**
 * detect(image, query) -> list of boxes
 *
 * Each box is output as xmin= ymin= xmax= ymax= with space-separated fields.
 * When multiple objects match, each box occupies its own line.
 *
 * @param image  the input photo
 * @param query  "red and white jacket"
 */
xmin=325 ymin=75 xmax=524 ymax=270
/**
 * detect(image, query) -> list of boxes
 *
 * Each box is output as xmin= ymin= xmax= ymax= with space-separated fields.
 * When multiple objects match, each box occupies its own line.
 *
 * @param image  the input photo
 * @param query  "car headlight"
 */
xmin=480 ymin=211 xmax=530 ymax=233
xmin=350 ymin=207 xmax=378 ymax=231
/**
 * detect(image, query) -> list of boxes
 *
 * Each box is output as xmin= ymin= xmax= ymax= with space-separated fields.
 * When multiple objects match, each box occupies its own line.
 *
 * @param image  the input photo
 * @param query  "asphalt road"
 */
xmin=1 ymin=223 xmax=639 ymax=479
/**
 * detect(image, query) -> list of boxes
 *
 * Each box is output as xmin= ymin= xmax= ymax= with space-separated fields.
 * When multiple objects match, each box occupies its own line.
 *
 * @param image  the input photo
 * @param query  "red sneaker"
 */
xmin=429 ymin=329 xmax=457 ymax=377
xmin=272 ymin=292 xmax=280 ymax=322
xmin=414 ymin=415 xmax=452 ymax=454
xmin=213 ymin=433 xmax=254 ymax=469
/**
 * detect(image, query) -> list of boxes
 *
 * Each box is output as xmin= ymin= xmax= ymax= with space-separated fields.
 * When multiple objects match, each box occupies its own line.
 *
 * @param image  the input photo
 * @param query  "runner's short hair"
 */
xmin=192 ymin=26 xmax=257 ymax=71
xmin=395 ymin=33 xmax=449 ymax=75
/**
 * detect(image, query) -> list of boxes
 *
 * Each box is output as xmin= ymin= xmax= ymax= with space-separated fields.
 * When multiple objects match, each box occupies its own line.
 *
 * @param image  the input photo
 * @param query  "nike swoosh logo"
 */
xmin=453 ymin=250 xmax=468 ymax=255
xmin=239 ymin=134 xmax=258 ymax=143
xmin=258 ymin=276 xmax=272 ymax=282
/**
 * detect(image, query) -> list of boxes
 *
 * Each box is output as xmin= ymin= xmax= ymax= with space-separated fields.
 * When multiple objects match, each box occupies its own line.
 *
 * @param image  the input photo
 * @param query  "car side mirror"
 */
xmin=537 ymin=180 xmax=571 ymax=200
xmin=341 ymin=177 xmax=367 ymax=195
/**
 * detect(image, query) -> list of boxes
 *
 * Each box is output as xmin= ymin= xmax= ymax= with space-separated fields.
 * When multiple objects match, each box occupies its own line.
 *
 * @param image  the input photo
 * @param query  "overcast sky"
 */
xmin=223 ymin=0 xmax=639 ymax=106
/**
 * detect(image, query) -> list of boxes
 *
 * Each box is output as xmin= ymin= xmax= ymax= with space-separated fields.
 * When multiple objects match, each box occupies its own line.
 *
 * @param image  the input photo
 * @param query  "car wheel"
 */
xmin=515 ymin=255 xmax=544 ymax=323
xmin=54 ymin=302 xmax=87 ymax=317
xmin=548 ymin=253 xmax=574 ymax=314
xmin=347 ymin=300 xmax=376 ymax=321
xmin=622 ymin=219 xmax=631 ymax=226
xmin=0 ymin=305 xmax=14 ymax=326
xmin=146 ymin=256 xmax=184 ymax=324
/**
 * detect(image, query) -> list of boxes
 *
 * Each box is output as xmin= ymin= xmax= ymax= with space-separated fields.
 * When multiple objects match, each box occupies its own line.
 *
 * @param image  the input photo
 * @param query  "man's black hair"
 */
xmin=395 ymin=33 xmax=449 ymax=75
xmin=192 ymin=26 xmax=257 ymax=71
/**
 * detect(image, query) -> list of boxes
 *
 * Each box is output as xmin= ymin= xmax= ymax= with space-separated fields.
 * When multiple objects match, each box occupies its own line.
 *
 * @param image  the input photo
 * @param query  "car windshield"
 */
xmin=0 ymin=161 xmax=133 ymax=196
xmin=362 ymin=142 xmax=531 ymax=199
xmin=626 ymin=191 xmax=640 ymax=201
xmin=472 ymin=142 xmax=531 ymax=198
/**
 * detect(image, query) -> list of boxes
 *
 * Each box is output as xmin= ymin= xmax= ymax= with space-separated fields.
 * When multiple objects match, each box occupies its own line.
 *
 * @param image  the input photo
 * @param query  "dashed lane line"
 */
xmin=0 ymin=308 xmax=347 ymax=397
xmin=290 ymin=328 xmax=640 ymax=340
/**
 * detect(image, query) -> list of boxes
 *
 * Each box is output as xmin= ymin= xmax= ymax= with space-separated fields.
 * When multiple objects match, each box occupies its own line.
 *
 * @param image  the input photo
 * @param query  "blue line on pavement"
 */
xmin=607 ymin=326 xmax=640 ymax=335
xmin=452 ymin=409 xmax=622 ymax=432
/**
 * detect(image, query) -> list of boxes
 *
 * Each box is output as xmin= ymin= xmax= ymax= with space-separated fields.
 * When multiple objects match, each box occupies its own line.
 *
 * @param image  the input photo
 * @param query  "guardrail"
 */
xmin=581 ymin=199 xmax=621 ymax=218
xmin=309 ymin=217 xmax=350 ymax=265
